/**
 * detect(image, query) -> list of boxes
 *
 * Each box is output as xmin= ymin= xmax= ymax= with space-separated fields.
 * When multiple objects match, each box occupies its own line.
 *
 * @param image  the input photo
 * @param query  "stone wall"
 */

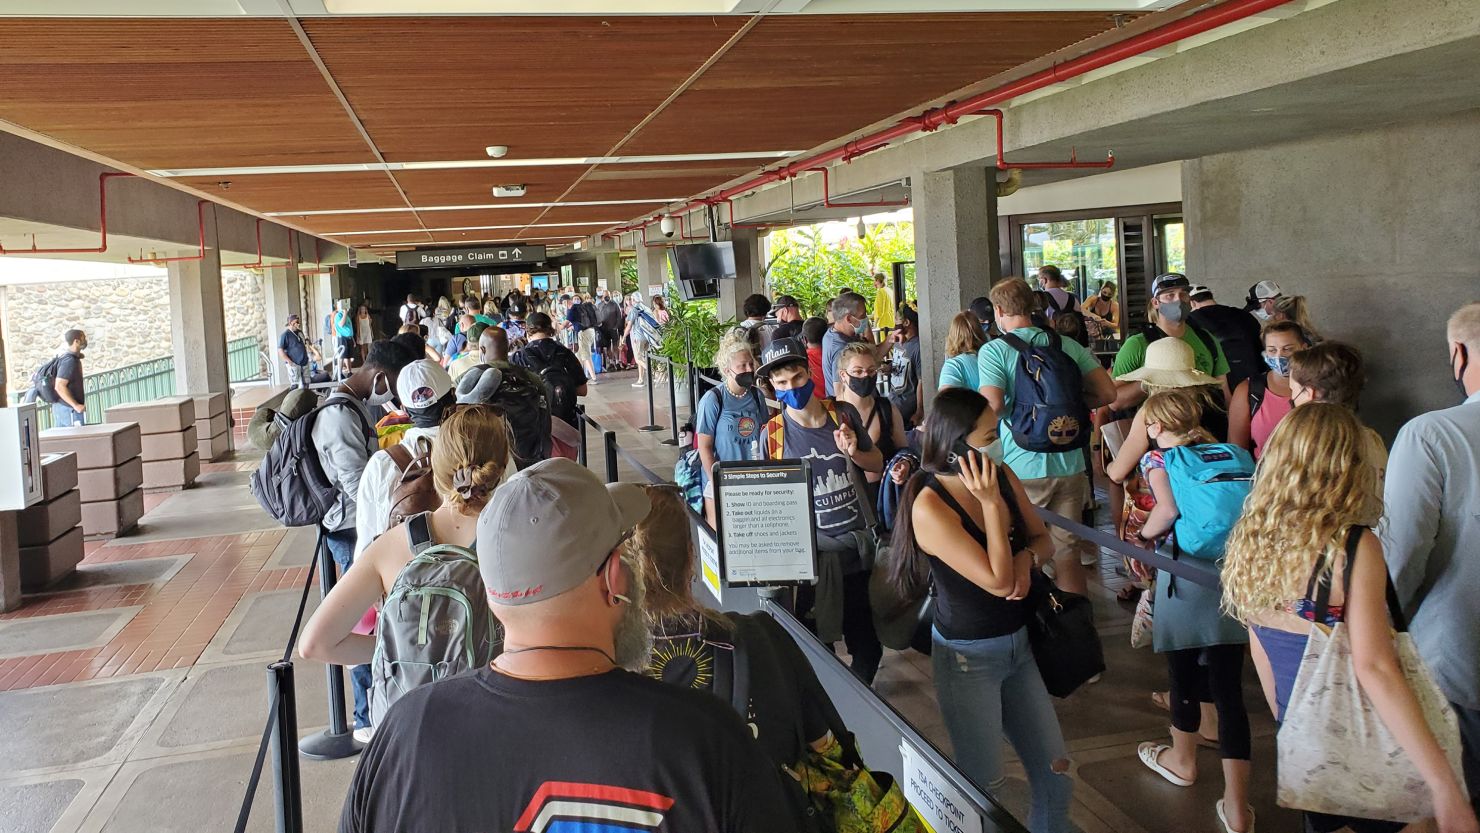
xmin=4 ymin=270 xmax=265 ymax=382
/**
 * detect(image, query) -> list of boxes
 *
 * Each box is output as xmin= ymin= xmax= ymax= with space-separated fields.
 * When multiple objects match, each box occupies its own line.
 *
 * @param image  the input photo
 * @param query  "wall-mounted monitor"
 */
xmin=669 ymin=242 xmax=736 ymax=283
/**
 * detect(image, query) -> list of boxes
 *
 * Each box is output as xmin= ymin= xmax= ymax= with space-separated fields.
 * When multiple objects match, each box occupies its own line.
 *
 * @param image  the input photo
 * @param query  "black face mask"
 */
xmin=1454 ymin=344 xmax=1471 ymax=401
xmin=408 ymin=392 xmax=454 ymax=428
xmin=847 ymin=375 xmax=878 ymax=398
xmin=734 ymin=372 xmax=756 ymax=390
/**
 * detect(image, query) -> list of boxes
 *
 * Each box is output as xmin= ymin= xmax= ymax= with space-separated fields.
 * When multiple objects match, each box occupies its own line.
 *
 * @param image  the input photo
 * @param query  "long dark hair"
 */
xmin=887 ymin=388 xmax=991 ymax=606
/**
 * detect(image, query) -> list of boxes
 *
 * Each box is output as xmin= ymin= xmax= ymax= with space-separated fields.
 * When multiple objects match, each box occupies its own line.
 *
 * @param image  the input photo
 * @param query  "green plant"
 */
xmin=654 ymin=285 xmax=734 ymax=374
xmin=619 ymin=257 xmax=639 ymax=297
xmin=765 ymin=222 xmax=915 ymax=318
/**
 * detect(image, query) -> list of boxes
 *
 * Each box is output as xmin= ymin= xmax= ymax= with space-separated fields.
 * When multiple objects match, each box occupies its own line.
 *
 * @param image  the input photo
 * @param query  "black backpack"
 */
xmin=456 ymin=363 xmax=552 ymax=470
xmin=999 ymin=329 xmax=1091 ymax=453
xmin=576 ymin=302 xmax=599 ymax=331
xmin=249 ymin=397 xmax=368 ymax=527
xmin=29 ymin=356 xmax=63 ymax=404
xmin=515 ymin=342 xmax=579 ymax=426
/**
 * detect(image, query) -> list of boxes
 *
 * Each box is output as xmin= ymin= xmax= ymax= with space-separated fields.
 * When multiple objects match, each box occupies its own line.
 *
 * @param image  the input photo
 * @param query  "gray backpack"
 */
xmin=369 ymin=512 xmax=501 ymax=724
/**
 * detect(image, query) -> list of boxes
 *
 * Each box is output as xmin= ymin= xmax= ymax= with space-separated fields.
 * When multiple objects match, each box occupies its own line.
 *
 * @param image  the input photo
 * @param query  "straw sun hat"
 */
xmin=1116 ymin=337 xmax=1215 ymax=388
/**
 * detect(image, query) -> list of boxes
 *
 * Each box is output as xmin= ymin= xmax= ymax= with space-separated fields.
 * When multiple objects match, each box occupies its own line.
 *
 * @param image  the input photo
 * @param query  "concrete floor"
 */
xmin=0 ymin=368 xmax=1296 ymax=833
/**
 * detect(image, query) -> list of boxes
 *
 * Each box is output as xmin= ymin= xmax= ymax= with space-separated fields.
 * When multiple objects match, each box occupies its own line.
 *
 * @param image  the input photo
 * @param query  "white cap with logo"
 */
xmin=396 ymin=360 xmax=453 ymax=412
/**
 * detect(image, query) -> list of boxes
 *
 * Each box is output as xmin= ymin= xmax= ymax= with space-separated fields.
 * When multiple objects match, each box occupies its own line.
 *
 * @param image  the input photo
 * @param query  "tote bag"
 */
xmin=1276 ymin=527 xmax=1467 ymax=822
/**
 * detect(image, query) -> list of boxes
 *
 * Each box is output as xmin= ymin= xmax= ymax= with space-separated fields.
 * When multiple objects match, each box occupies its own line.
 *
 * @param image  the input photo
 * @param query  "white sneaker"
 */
xmin=632 ymin=381 xmax=645 ymax=387
xmin=352 ymin=726 xmax=375 ymax=744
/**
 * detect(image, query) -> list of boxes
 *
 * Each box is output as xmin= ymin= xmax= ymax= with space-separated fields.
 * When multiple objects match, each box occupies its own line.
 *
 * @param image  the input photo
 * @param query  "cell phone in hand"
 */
xmin=947 ymin=438 xmax=978 ymax=474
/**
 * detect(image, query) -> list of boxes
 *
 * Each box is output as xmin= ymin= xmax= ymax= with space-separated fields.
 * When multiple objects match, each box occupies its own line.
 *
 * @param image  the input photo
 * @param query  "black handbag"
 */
xmin=1025 ymin=570 xmax=1105 ymax=698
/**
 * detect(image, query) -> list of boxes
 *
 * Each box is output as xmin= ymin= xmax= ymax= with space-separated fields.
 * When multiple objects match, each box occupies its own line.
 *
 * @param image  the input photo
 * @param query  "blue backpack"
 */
xmin=1161 ymin=443 xmax=1255 ymax=560
xmin=674 ymin=448 xmax=704 ymax=512
xmin=1000 ymin=329 xmax=1091 ymax=453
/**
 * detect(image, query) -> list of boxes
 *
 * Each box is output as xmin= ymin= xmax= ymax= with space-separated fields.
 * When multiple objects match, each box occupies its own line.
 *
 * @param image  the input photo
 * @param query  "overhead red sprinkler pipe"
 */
xmin=805 ymin=167 xmax=911 ymax=209
xmin=0 ymin=172 xmax=135 ymax=255
xmin=977 ymin=109 xmax=1114 ymax=170
xmin=128 ymin=200 xmax=209 ymax=265
xmin=648 ymin=0 xmax=1295 ymax=225
xmin=713 ymin=199 xmax=779 ymax=231
xmin=222 ymin=218 xmax=291 ymax=269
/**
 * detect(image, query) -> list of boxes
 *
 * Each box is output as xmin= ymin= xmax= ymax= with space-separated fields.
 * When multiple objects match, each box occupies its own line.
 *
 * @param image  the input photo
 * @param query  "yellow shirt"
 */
xmin=873 ymin=286 xmax=896 ymax=329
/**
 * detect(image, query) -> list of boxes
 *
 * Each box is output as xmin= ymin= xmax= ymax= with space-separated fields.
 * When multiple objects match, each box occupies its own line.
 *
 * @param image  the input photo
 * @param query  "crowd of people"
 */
xmin=231 ymin=266 xmax=1480 ymax=833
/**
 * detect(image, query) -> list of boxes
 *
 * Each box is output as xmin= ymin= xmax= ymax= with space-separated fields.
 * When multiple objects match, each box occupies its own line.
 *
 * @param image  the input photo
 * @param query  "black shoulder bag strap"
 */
xmin=404 ymin=512 xmax=435 ymax=556
xmin=1248 ymin=373 xmax=1268 ymax=418
xmin=1305 ymin=525 xmax=1365 ymax=622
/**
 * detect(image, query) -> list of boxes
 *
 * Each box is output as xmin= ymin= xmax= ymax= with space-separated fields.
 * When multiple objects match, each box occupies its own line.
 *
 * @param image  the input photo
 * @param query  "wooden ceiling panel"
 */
xmin=0 ymin=19 xmax=371 ymax=169
xmin=622 ymin=13 xmax=1126 ymax=155
xmin=427 ymin=231 xmax=579 ymax=246
xmin=524 ymin=205 xmax=655 ymax=225
xmin=565 ymin=174 xmax=756 ymax=203
xmin=302 ymin=17 xmax=748 ymax=163
xmin=395 ymin=167 xmax=584 ymax=206
xmin=174 ymin=172 xmax=406 ymax=213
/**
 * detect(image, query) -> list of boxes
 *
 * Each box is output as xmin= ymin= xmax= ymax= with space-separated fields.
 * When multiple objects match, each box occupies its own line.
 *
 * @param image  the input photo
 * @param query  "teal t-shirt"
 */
xmin=977 ymin=327 xmax=1102 ymax=480
xmin=1111 ymin=327 xmax=1230 ymax=379
xmin=938 ymin=353 xmax=979 ymax=391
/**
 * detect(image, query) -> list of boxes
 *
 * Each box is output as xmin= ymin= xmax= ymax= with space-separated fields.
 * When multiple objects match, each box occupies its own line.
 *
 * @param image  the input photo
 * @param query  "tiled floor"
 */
xmin=0 ymin=369 xmax=1294 ymax=833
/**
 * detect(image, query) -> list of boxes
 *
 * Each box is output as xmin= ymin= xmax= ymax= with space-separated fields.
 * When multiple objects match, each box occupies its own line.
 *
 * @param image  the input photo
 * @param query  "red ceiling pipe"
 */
xmin=641 ymin=0 xmax=1295 ymax=226
xmin=128 ymin=200 xmax=208 ymax=264
xmin=676 ymin=212 xmax=709 ymax=241
xmin=713 ymin=199 xmax=779 ymax=231
xmin=806 ymin=166 xmax=911 ymax=209
xmin=978 ymin=109 xmax=1114 ymax=170
xmin=0 ymin=172 xmax=134 ymax=255
xmin=222 ymin=218 xmax=291 ymax=269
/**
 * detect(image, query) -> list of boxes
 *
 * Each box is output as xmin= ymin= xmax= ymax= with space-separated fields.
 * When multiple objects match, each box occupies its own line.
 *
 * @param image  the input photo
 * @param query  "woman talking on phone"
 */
xmin=889 ymin=387 xmax=1072 ymax=833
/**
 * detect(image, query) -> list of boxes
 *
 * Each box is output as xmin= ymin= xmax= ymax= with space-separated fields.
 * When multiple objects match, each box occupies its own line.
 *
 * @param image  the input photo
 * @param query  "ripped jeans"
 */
xmin=932 ymin=626 xmax=1073 ymax=833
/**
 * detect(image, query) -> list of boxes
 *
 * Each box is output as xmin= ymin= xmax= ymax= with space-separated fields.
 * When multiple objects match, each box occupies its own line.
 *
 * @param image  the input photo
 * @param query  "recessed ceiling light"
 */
xmin=486 ymin=145 xmax=509 ymax=158
xmin=492 ymin=185 xmax=528 ymax=198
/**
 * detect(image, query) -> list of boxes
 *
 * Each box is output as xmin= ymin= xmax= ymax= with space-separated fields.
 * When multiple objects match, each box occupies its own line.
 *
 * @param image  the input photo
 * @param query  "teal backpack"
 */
xmin=1161 ymin=443 xmax=1255 ymax=560
xmin=369 ymin=512 xmax=501 ymax=724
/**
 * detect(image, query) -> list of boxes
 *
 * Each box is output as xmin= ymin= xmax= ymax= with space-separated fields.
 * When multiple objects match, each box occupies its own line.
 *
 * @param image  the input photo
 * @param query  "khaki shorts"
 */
xmin=1019 ymin=474 xmax=1094 ymax=563
xmin=577 ymin=328 xmax=596 ymax=356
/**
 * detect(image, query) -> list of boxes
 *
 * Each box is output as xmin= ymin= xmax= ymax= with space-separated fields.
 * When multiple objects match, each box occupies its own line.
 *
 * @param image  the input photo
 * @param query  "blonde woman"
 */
xmin=835 ymin=341 xmax=907 ymax=484
xmin=1085 ymin=282 xmax=1120 ymax=338
xmin=939 ymin=311 xmax=986 ymax=390
xmin=298 ymin=405 xmax=512 ymax=735
xmin=695 ymin=331 xmax=768 ymax=524
xmin=1223 ymin=404 xmax=1477 ymax=833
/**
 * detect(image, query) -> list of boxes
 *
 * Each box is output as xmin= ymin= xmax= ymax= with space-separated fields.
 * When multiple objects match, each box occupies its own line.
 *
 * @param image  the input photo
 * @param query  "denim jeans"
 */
xmin=932 ymin=626 xmax=1073 ymax=833
xmin=323 ymin=526 xmax=372 ymax=729
xmin=52 ymin=403 xmax=83 ymax=427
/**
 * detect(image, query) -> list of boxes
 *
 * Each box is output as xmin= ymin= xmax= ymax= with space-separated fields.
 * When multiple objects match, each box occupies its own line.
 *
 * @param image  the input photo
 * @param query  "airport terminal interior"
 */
xmin=1 ymin=1 xmax=1479 ymax=832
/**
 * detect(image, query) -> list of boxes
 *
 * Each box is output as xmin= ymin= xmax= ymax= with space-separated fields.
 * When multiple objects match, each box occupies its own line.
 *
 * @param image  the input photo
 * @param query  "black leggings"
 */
xmin=1165 ymin=644 xmax=1251 ymax=760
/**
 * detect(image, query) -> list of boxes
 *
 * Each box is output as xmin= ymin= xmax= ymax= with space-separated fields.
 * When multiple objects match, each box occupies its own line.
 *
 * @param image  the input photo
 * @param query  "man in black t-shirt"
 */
xmin=51 ymin=329 xmax=88 ymax=427
xmin=277 ymin=314 xmax=311 ymax=389
xmin=1188 ymin=284 xmax=1265 ymax=391
xmin=341 ymin=458 xmax=798 ymax=833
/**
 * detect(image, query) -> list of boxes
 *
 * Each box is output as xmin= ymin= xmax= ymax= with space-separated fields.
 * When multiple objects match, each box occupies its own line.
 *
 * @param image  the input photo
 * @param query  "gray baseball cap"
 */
xmin=476 ymin=457 xmax=651 ymax=606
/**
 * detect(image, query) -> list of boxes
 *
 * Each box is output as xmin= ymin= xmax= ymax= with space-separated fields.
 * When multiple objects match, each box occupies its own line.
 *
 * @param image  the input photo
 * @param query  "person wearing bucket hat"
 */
xmin=1111 ymin=273 xmax=1231 ymax=411
xmin=338 ymin=456 xmax=801 ymax=833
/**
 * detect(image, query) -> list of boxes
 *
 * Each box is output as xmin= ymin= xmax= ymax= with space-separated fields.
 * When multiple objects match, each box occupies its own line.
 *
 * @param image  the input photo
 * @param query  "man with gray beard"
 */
xmin=339 ymin=458 xmax=798 ymax=833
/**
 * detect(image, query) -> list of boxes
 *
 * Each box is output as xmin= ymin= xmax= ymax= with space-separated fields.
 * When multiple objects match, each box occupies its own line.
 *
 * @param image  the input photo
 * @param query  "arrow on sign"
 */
xmin=511 ymin=248 xmax=522 ymax=259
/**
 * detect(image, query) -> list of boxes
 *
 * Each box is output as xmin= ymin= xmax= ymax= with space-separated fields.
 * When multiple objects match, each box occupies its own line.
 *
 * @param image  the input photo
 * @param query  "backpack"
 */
xmin=29 ymin=356 xmax=63 ymax=404
xmin=369 ymin=512 xmax=501 ymax=725
xmin=1160 ymin=443 xmax=1255 ymax=560
xmin=515 ymin=342 xmax=579 ymax=426
xmin=1143 ymin=321 xmax=1219 ymax=362
xmin=385 ymin=436 xmax=440 ymax=531
xmin=401 ymin=305 xmax=419 ymax=328
xmin=999 ymin=329 xmax=1091 ymax=453
xmin=631 ymin=304 xmax=661 ymax=344
xmin=576 ymin=302 xmax=598 ymax=331
xmin=459 ymin=363 xmax=552 ymax=470
xmin=249 ymin=397 xmax=369 ymax=527
xmin=1247 ymin=373 xmax=1268 ymax=418
xmin=675 ymin=448 xmax=704 ymax=512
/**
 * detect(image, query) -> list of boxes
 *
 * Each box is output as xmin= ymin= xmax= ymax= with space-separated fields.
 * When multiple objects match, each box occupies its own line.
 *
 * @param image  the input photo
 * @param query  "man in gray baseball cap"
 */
xmin=341 ymin=457 xmax=801 ymax=833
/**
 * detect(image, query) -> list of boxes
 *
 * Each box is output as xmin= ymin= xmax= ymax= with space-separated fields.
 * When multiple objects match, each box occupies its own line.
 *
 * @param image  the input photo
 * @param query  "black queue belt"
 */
xmin=1032 ymin=507 xmax=1221 ymax=590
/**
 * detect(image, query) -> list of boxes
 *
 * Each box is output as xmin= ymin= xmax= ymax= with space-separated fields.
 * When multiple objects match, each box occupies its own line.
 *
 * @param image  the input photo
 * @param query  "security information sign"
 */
xmin=396 ymin=244 xmax=547 ymax=270
xmin=900 ymin=741 xmax=983 ymax=833
xmin=713 ymin=460 xmax=816 ymax=586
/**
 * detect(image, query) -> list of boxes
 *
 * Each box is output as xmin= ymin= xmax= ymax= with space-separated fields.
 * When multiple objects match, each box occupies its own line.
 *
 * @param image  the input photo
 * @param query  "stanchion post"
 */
xmin=576 ymin=406 xmax=589 ymax=467
xmin=639 ymin=355 xmax=662 ymax=432
xmin=298 ymin=534 xmax=363 ymax=760
xmin=268 ymin=661 xmax=304 ymax=833
xmin=603 ymin=431 xmax=619 ymax=484
xmin=662 ymin=359 xmax=681 ymax=446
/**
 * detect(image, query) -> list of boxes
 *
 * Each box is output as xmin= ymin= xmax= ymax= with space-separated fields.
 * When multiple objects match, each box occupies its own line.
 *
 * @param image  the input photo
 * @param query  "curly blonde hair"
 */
xmin=1221 ymin=403 xmax=1380 ymax=622
xmin=712 ymin=329 xmax=755 ymax=378
xmin=623 ymin=485 xmax=728 ymax=628
xmin=430 ymin=404 xmax=511 ymax=514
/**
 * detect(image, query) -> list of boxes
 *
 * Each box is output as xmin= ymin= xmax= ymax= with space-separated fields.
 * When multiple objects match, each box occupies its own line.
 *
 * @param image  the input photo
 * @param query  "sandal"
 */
xmin=1137 ymin=742 xmax=1194 ymax=787
xmin=1216 ymin=799 xmax=1254 ymax=833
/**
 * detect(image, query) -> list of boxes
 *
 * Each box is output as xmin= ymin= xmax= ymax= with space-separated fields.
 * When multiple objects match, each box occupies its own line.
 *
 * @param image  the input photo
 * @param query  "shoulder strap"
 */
xmin=727 ymin=626 xmax=750 ymax=718
xmin=386 ymin=443 xmax=413 ymax=472
xmin=1248 ymin=373 xmax=1268 ymax=416
xmin=404 ymin=511 xmax=435 ymax=554
xmin=1043 ymin=291 xmax=1063 ymax=314
xmin=924 ymin=474 xmax=976 ymax=531
xmin=1000 ymin=332 xmax=1029 ymax=355
xmin=1305 ymin=525 xmax=1363 ymax=622
xmin=765 ymin=412 xmax=786 ymax=459
xmin=1189 ymin=323 xmax=1219 ymax=358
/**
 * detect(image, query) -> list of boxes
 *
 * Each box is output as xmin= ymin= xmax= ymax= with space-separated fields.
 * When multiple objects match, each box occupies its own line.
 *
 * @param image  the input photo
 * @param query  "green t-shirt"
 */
xmin=1111 ymin=326 xmax=1230 ymax=380
xmin=976 ymin=327 xmax=1103 ymax=480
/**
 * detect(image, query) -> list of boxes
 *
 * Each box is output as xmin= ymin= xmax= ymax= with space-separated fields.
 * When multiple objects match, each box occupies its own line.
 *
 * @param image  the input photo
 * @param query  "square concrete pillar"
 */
xmin=263 ymin=260 xmax=302 ymax=384
xmin=168 ymin=205 xmax=230 ymax=396
xmin=718 ymin=228 xmax=764 ymax=322
xmin=595 ymin=252 xmax=622 ymax=295
xmin=913 ymin=166 xmax=1000 ymax=395
xmin=635 ymin=244 xmax=667 ymax=300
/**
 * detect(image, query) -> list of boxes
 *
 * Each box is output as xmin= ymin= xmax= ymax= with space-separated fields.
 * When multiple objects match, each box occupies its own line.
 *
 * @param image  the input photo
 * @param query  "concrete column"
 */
xmin=718 ymin=228 xmax=763 ymax=322
xmin=912 ymin=165 xmax=999 ymax=395
xmin=168 ymin=205 xmax=229 ymax=396
xmin=635 ymin=244 xmax=667 ymax=300
xmin=263 ymin=259 xmax=301 ymax=385
xmin=314 ymin=271 xmax=336 ymax=343
xmin=594 ymin=252 xmax=622 ymax=295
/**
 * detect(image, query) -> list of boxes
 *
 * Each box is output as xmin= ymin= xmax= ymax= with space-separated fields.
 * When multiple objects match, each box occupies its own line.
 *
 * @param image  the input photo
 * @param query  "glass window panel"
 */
xmin=1020 ymin=217 xmax=1118 ymax=301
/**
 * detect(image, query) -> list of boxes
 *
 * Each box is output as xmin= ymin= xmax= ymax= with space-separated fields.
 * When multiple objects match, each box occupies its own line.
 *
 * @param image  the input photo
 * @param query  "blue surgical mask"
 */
xmin=775 ymin=380 xmax=815 ymax=410
xmin=1264 ymin=354 xmax=1291 ymax=376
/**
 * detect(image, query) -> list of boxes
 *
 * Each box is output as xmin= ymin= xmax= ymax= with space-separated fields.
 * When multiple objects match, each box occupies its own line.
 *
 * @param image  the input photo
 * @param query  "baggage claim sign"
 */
xmin=396 ymin=245 xmax=547 ymax=270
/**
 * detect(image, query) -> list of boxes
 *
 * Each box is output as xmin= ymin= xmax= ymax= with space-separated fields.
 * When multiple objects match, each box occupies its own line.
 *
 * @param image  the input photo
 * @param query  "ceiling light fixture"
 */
xmin=492 ymin=185 xmax=528 ymax=198
xmin=485 ymin=145 xmax=509 ymax=158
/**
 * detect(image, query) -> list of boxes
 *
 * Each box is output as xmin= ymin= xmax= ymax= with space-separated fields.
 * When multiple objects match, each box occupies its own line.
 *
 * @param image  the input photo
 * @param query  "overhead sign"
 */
xmin=899 ymin=741 xmax=983 ymax=833
xmin=713 ymin=460 xmax=816 ymax=586
xmin=396 ymin=244 xmax=547 ymax=270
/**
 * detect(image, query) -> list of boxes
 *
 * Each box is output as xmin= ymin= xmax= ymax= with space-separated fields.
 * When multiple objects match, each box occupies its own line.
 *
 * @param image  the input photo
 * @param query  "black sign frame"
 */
xmin=712 ymin=459 xmax=818 ymax=588
xmin=396 ymin=245 xmax=547 ymax=270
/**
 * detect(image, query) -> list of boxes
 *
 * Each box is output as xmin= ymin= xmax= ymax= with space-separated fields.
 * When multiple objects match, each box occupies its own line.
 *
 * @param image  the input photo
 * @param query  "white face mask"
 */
xmin=978 ymin=439 xmax=1005 ymax=464
xmin=366 ymin=372 xmax=396 ymax=407
xmin=1252 ymin=308 xmax=1272 ymax=322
